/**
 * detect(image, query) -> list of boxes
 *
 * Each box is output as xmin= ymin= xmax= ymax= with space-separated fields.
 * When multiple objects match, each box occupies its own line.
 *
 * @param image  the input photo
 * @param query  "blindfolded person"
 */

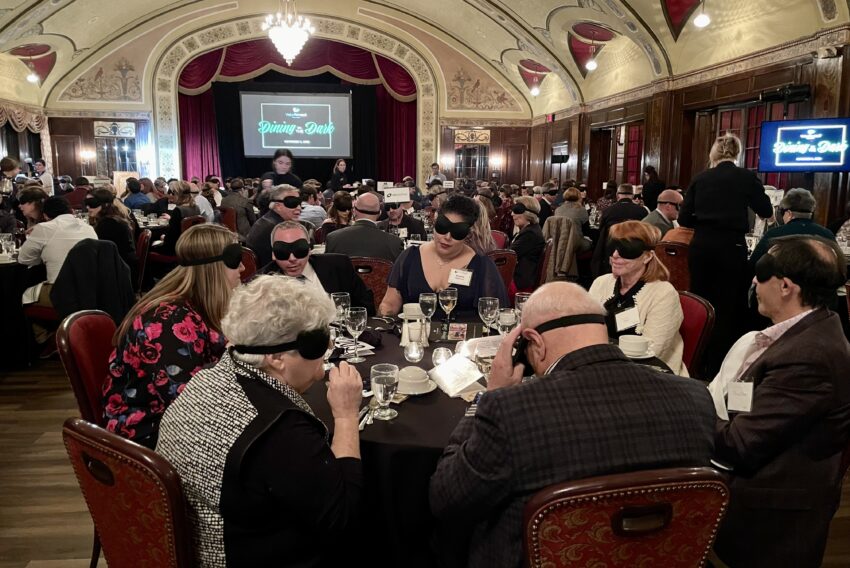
xmin=509 ymin=196 xmax=546 ymax=291
xmin=103 ymin=224 xmax=243 ymax=447
xmin=156 ymin=275 xmax=363 ymax=567
xmin=247 ymin=184 xmax=312 ymax=266
xmin=588 ymin=220 xmax=687 ymax=375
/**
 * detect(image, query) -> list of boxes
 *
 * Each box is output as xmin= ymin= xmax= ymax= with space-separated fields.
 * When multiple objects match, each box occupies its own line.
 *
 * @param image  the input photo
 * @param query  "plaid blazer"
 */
xmin=429 ymin=344 xmax=715 ymax=568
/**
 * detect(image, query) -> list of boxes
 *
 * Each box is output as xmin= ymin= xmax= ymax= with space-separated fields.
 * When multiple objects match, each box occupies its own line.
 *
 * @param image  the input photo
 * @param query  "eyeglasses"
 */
xmin=657 ymin=201 xmax=680 ymax=210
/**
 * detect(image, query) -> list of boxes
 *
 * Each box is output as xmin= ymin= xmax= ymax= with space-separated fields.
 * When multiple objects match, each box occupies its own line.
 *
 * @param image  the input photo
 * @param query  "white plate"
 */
xmin=398 ymin=380 xmax=437 ymax=396
xmin=625 ymin=348 xmax=656 ymax=360
xmin=0 ymin=258 xmax=16 ymax=264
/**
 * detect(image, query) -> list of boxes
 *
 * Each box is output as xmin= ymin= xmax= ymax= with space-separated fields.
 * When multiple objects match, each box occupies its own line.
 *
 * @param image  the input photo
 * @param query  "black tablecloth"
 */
xmin=303 ymin=319 xmax=468 ymax=567
xmin=0 ymin=262 xmax=40 ymax=369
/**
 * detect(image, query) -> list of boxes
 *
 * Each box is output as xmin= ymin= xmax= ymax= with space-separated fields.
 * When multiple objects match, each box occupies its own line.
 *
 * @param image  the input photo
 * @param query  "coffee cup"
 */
xmin=619 ymin=335 xmax=649 ymax=357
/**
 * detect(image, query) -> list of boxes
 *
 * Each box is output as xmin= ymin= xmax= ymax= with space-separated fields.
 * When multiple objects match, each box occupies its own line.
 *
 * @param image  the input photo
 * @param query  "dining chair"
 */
xmin=218 ymin=206 xmax=238 ymax=233
xmin=350 ymin=256 xmax=393 ymax=314
xmin=486 ymin=249 xmax=517 ymax=293
xmin=656 ymin=241 xmax=690 ymax=291
xmin=180 ymin=215 xmax=206 ymax=232
xmin=314 ymin=224 xmax=328 ymax=244
xmin=678 ymin=291 xmax=715 ymax=379
xmin=240 ymin=246 xmax=258 ymax=283
xmin=534 ymin=239 xmax=554 ymax=289
xmin=135 ymin=228 xmax=152 ymax=293
xmin=523 ymin=467 xmax=729 ymax=568
xmin=63 ymin=418 xmax=194 ymax=568
xmin=491 ymin=229 xmax=509 ymax=249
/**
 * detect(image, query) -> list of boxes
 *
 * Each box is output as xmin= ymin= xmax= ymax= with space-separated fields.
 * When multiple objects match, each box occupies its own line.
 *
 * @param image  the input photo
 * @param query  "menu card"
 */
xmin=429 ymin=354 xmax=484 ymax=397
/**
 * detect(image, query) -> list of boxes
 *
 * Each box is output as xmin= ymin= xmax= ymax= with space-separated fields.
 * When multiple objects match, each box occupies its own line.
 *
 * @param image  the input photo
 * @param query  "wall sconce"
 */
xmin=80 ymin=150 xmax=96 ymax=176
xmin=490 ymin=155 xmax=504 ymax=170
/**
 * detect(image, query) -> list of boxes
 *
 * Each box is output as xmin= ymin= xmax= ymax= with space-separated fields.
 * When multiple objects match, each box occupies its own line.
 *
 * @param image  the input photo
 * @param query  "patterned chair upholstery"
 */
xmin=678 ymin=291 xmax=715 ymax=379
xmin=486 ymin=249 xmax=517 ymax=293
xmin=524 ymin=467 xmax=729 ymax=568
xmin=240 ymin=246 xmax=258 ymax=283
xmin=534 ymin=239 xmax=554 ymax=289
xmin=655 ymin=241 xmax=690 ymax=291
xmin=135 ymin=228 xmax=152 ymax=293
xmin=491 ymin=230 xmax=509 ymax=249
xmin=350 ymin=256 xmax=393 ymax=313
xmin=63 ymin=418 xmax=194 ymax=568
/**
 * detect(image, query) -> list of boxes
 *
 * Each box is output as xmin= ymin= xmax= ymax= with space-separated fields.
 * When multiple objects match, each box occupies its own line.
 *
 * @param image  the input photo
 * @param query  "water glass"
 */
xmin=514 ymin=293 xmax=531 ymax=319
xmin=371 ymin=363 xmax=399 ymax=420
xmin=478 ymin=297 xmax=499 ymax=336
xmin=344 ymin=307 xmax=367 ymax=364
xmin=331 ymin=292 xmax=351 ymax=324
xmin=323 ymin=326 xmax=338 ymax=372
xmin=419 ymin=292 xmax=437 ymax=334
xmin=432 ymin=347 xmax=452 ymax=367
xmin=498 ymin=308 xmax=517 ymax=335
xmin=438 ymin=287 xmax=458 ymax=327
xmin=0 ymin=233 xmax=13 ymax=255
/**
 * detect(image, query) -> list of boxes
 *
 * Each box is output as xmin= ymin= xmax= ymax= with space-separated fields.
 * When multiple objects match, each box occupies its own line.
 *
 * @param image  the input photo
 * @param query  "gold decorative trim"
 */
xmin=440 ymin=117 xmax=531 ymax=127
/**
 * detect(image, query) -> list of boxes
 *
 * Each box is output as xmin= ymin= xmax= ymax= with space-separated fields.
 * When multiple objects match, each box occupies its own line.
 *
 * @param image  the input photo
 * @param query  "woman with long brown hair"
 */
xmin=102 ymin=224 xmax=244 ymax=447
xmin=86 ymin=187 xmax=137 ymax=278
xmin=322 ymin=190 xmax=353 ymax=236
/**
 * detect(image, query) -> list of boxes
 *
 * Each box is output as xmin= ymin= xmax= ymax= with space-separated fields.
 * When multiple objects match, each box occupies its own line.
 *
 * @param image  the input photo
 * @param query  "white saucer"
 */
xmin=624 ymin=348 xmax=656 ymax=360
xmin=398 ymin=380 xmax=437 ymax=396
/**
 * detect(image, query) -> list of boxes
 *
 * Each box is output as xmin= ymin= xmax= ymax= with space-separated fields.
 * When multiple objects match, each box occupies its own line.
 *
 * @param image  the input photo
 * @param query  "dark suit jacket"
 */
xmin=713 ymin=309 xmax=850 ymax=568
xmin=591 ymin=199 xmax=649 ymax=276
xmin=377 ymin=214 xmax=426 ymax=238
xmin=246 ymin=210 xmax=285 ymax=267
xmin=538 ymin=198 xmax=554 ymax=226
xmin=325 ymin=219 xmax=403 ymax=262
xmin=430 ymin=345 xmax=716 ymax=568
xmin=259 ymin=253 xmax=374 ymax=315
xmin=510 ymin=223 xmax=544 ymax=289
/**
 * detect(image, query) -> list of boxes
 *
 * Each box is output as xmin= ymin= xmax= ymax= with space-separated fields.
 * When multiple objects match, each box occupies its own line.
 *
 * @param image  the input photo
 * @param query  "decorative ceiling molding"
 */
xmin=439 ymin=117 xmax=532 ymax=127
xmin=45 ymin=109 xmax=152 ymax=119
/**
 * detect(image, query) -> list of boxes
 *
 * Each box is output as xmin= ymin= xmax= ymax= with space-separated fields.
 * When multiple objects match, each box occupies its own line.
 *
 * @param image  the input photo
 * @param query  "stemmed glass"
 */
xmin=419 ymin=292 xmax=437 ymax=339
xmin=344 ymin=307 xmax=367 ymax=364
xmin=497 ymin=308 xmax=517 ymax=335
xmin=432 ymin=347 xmax=452 ymax=367
xmin=514 ymin=293 xmax=531 ymax=320
xmin=478 ymin=297 xmax=499 ymax=336
xmin=403 ymin=318 xmax=425 ymax=364
xmin=331 ymin=292 xmax=350 ymax=325
xmin=438 ymin=287 xmax=458 ymax=332
xmin=371 ymin=363 xmax=399 ymax=421
xmin=323 ymin=326 xmax=338 ymax=372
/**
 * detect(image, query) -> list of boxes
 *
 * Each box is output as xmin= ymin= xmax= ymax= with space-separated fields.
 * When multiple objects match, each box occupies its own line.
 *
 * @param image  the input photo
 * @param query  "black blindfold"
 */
xmin=336 ymin=203 xmax=352 ymax=212
xmin=606 ymin=238 xmax=649 ymax=260
xmin=180 ymin=242 xmax=243 ymax=269
xmin=270 ymin=196 xmax=302 ymax=209
xmin=384 ymin=202 xmax=402 ymax=211
xmin=273 ymin=239 xmax=311 ymax=260
xmin=434 ymin=214 xmax=471 ymax=240
xmin=512 ymin=203 xmax=530 ymax=215
xmin=85 ymin=195 xmax=113 ymax=208
xmin=232 ymin=327 xmax=331 ymax=360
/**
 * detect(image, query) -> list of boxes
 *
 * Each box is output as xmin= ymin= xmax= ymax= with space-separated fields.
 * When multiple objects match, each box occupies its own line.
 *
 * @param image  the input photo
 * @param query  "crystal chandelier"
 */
xmin=262 ymin=0 xmax=315 ymax=65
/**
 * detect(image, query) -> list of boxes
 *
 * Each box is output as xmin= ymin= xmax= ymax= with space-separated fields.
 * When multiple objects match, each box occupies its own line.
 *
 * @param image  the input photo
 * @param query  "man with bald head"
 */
xmin=642 ymin=188 xmax=683 ymax=238
xmin=325 ymin=192 xmax=403 ymax=261
xmin=430 ymin=282 xmax=715 ymax=568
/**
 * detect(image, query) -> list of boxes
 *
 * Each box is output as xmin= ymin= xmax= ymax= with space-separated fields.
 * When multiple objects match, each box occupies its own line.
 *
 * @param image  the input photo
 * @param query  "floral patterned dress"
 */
xmin=102 ymin=300 xmax=226 ymax=445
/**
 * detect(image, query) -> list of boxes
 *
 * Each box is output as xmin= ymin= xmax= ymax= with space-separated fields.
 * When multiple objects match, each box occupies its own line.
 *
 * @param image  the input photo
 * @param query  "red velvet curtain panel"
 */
xmin=179 ymin=90 xmax=221 ymax=180
xmin=376 ymin=84 xmax=417 ymax=181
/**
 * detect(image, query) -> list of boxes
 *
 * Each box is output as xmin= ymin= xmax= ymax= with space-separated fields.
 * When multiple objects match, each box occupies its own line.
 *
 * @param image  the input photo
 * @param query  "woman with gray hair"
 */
xmin=156 ymin=274 xmax=364 ymax=567
xmin=510 ymin=196 xmax=545 ymax=291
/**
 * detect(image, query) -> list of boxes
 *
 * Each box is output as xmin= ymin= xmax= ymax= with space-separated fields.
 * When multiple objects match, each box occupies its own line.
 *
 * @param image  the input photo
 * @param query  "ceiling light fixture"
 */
xmin=530 ymin=77 xmax=540 ymax=97
xmin=262 ymin=0 xmax=315 ymax=66
xmin=694 ymin=1 xmax=711 ymax=28
xmin=585 ymin=31 xmax=598 ymax=72
xmin=25 ymin=57 xmax=39 ymax=84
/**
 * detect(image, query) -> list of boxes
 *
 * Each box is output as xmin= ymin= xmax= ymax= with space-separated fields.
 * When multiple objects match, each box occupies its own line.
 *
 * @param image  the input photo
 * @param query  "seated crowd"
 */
xmin=3 ymin=145 xmax=849 ymax=568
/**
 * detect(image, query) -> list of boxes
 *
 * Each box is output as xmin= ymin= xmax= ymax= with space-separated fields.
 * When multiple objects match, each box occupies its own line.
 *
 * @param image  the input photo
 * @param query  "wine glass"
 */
xmin=497 ymin=308 xmax=517 ymax=335
xmin=438 ymin=287 xmax=458 ymax=330
xmin=371 ymin=363 xmax=399 ymax=420
xmin=331 ymin=292 xmax=350 ymax=325
xmin=432 ymin=347 xmax=452 ymax=367
xmin=404 ymin=318 xmax=425 ymax=363
xmin=478 ymin=297 xmax=499 ymax=336
xmin=514 ymin=292 xmax=531 ymax=320
xmin=419 ymin=293 xmax=437 ymax=339
xmin=409 ymin=233 xmax=421 ymax=242
xmin=323 ymin=326 xmax=338 ymax=372
xmin=345 ymin=307 xmax=367 ymax=364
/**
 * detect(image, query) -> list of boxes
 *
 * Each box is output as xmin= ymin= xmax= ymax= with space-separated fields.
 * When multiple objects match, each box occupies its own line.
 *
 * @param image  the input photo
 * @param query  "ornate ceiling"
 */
xmin=0 ymin=0 xmax=845 ymax=116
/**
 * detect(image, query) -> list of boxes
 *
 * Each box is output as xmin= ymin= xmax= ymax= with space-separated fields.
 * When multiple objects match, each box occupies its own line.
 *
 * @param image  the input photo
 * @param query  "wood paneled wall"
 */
xmin=48 ymin=117 xmax=148 ymax=180
xmin=440 ymin=126 xmax=530 ymax=185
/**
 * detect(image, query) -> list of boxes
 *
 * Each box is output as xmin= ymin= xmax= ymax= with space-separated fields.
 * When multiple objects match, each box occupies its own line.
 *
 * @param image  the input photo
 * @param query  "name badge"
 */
xmin=614 ymin=307 xmax=640 ymax=332
xmin=398 ymin=227 xmax=408 ymax=239
xmin=448 ymin=268 xmax=473 ymax=286
xmin=727 ymin=382 xmax=753 ymax=413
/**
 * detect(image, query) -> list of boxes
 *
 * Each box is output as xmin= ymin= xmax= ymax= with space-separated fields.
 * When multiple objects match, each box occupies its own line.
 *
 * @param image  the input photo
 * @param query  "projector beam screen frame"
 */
xmin=240 ymin=91 xmax=353 ymax=159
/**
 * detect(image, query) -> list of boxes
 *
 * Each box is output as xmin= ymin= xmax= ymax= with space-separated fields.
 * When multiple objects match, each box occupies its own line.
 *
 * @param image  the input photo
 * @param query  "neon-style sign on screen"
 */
xmin=773 ymin=125 xmax=849 ymax=167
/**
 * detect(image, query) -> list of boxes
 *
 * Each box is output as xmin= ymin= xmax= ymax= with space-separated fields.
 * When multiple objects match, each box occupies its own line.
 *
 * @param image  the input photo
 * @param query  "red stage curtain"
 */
xmin=178 ymin=90 xmax=221 ymax=180
xmin=179 ymin=48 xmax=224 ymax=92
xmin=376 ymin=84 xmax=416 ymax=181
xmin=375 ymin=55 xmax=416 ymax=99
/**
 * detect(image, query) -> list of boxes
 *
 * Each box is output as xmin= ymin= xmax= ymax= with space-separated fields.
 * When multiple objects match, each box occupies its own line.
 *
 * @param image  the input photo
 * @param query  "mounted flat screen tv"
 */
xmin=758 ymin=118 xmax=850 ymax=173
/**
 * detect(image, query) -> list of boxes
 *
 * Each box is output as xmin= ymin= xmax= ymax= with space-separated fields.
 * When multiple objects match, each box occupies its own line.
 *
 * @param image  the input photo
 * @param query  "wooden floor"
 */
xmin=0 ymin=359 xmax=848 ymax=567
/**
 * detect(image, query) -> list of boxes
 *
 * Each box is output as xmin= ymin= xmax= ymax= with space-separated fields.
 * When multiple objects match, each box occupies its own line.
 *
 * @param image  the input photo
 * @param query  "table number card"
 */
xmin=523 ymin=181 xmax=535 ymax=187
xmin=447 ymin=323 xmax=468 ymax=341
xmin=443 ymin=180 xmax=455 ymax=189
xmin=384 ymin=187 xmax=410 ymax=203
xmin=377 ymin=181 xmax=394 ymax=192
